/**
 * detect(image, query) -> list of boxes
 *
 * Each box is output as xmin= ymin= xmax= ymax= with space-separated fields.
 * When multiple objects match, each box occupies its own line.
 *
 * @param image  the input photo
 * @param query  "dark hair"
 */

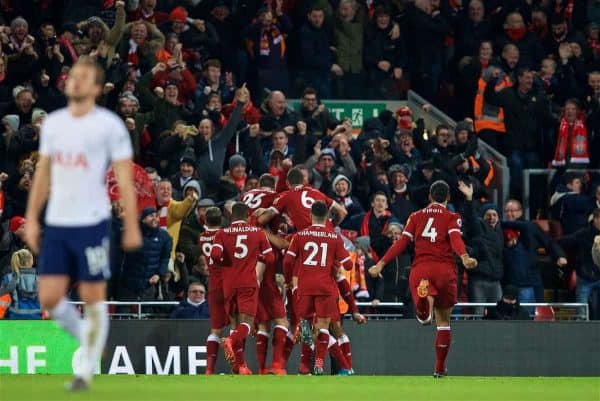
xmin=430 ymin=180 xmax=450 ymax=203
xmin=259 ymin=174 xmax=276 ymax=188
xmin=188 ymin=280 xmax=205 ymax=291
xmin=371 ymin=190 xmax=388 ymax=203
xmin=205 ymin=206 xmax=222 ymax=227
xmin=205 ymin=59 xmax=221 ymax=70
xmin=308 ymin=5 xmax=325 ymax=14
xmin=144 ymin=166 xmax=157 ymax=174
xmin=302 ymin=87 xmax=317 ymax=98
xmin=231 ymin=202 xmax=249 ymax=221
xmin=311 ymin=201 xmax=328 ymax=219
xmin=517 ymin=67 xmax=532 ymax=78
xmin=564 ymin=172 xmax=583 ymax=185
xmin=564 ymin=97 xmax=581 ymax=110
xmin=287 ymin=168 xmax=304 ymax=186
xmin=435 ymin=124 xmax=450 ymax=135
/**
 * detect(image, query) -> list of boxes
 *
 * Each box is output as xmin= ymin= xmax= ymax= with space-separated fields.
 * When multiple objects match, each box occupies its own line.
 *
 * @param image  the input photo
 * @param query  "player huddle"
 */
xmin=201 ymin=168 xmax=365 ymax=376
xmin=199 ymin=168 xmax=478 ymax=377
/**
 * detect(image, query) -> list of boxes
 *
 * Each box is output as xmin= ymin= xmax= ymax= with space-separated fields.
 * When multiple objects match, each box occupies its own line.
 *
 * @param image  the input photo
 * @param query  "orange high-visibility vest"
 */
xmin=473 ymin=77 xmax=511 ymax=134
xmin=0 ymin=294 xmax=11 ymax=318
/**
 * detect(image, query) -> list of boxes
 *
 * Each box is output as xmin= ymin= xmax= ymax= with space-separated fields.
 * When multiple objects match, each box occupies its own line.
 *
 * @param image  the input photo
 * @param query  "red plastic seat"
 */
xmin=534 ymin=306 xmax=555 ymax=321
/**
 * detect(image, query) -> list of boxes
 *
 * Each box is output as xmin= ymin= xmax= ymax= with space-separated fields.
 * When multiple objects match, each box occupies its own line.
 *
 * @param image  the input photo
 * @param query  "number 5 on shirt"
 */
xmin=234 ymin=235 xmax=248 ymax=259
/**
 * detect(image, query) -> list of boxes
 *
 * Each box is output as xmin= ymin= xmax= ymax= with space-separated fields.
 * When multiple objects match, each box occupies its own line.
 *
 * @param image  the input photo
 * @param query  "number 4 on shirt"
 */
xmin=421 ymin=217 xmax=438 ymax=243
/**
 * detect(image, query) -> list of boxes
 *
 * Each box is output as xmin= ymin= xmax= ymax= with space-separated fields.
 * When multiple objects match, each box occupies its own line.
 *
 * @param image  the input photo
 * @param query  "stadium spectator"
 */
xmin=154 ymin=179 xmax=196 ymax=264
xmin=297 ymin=88 xmax=340 ymax=141
xmin=0 ymin=248 xmax=40 ymax=319
xmin=360 ymin=191 xmax=397 ymax=263
xmin=559 ymin=209 xmax=600 ymax=311
xmin=502 ymin=199 xmax=567 ymax=302
xmin=496 ymin=12 xmax=544 ymax=69
xmin=0 ymin=216 xmax=26 ymax=275
xmin=169 ymin=281 xmax=209 ymax=319
xmin=119 ymin=207 xmax=172 ymax=301
xmin=169 ymin=153 xmax=201 ymax=201
xmin=331 ymin=174 xmax=364 ymax=230
xmin=297 ymin=6 xmax=338 ymax=99
xmin=127 ymin=0 xmax=169 ymax=25
xmin=484 ymin=285 xmax=531 ymax=320
xmin=550 ymin=173 xmax=595 ymax=235
xmin=333 ymin=0 xmax=366 ymax=99
xmin=459 ymin=182 xmax=503 ymax=314
xmin=194 ymin=59 xmax=235 ymax=111
xmin=162 ymin=252 xmax=190 ymax=301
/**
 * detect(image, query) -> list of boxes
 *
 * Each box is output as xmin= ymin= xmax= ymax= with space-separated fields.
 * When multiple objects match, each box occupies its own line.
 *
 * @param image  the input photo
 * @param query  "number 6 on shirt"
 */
xmin=234 ymin=235 xmax=248 ymax=258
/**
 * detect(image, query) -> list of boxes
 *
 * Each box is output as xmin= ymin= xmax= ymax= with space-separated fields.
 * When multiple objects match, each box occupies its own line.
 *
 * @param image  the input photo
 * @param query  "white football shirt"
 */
xmin=39 ymin=106 xmax=133 ymax=226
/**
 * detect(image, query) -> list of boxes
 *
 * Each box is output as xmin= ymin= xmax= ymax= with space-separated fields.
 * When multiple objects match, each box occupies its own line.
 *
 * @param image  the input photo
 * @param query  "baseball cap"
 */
xmin=9 ymin=216 xmax=26 ymax=232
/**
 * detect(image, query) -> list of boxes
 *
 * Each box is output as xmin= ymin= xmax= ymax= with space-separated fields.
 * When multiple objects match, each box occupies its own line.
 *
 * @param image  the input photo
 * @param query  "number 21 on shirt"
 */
xmin=304 ymin=241 xmax=327 ymax=267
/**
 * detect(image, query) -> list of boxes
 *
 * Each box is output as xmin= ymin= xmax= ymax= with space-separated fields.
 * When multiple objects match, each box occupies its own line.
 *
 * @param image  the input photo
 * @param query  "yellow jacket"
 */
xmin=165 ymin=196 xmax=196 ymax=260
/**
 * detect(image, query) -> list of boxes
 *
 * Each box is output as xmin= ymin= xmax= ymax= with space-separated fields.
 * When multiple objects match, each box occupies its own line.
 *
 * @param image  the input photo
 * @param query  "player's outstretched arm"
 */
xmin=330 ymin=201 xmax=348 ymax=226
xmin=113 ymin=160 xmax=142 ymax=251
xmin=24 ymin=155 xmax=51 ymax=254
xmin=368 ymin=235 xmax=410 ymax=277
xmin=256 ymin=208 xmax=275 ymax=226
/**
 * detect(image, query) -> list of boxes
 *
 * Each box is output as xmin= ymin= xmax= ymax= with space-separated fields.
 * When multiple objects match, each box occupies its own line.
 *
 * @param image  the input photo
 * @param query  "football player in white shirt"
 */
xmin=24 ymin=56 xmax=142 ymax=391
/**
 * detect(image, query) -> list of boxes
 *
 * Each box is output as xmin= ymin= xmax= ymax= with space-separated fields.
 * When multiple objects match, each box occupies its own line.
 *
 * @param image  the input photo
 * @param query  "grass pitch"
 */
xmin=0 ymin=375 xmax=598 ymax=401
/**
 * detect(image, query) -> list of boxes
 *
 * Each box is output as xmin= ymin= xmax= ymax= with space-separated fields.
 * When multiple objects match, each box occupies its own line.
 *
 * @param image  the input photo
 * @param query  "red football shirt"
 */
xmin=394 ymin=203 xmax=464 ymax=266
xmin=243 ymin=187 xmax=279 ymax=228
xmin=270 ymin=185 xmax=334 ymax=231
xmin=285 ymin=224 xmax=351 ymax=296
xmin=198 ymin=227 xmax=222 ymax=287
xmin=211 ymin=221 xmax=273 ymax=289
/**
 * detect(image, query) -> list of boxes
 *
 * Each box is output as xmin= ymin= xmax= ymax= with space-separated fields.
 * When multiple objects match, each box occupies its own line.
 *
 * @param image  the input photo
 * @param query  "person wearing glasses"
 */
xmin=170 ymin=281 xmax=209 ymax=319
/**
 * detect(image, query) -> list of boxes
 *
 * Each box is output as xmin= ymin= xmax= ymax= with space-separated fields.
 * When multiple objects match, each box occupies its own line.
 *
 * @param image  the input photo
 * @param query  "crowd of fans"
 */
xmin=0 ymin=0 xmax=600 ymax=320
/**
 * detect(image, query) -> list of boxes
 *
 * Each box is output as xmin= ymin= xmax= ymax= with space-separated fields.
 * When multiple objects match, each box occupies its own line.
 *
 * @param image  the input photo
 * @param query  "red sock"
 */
xmin=338 ymin=335 xmax=352 ymax=369
xmin=337 ymin=278 xmax=358 ymax=314
xmin=231 ymin=323 xmax=251 ymax=366
xmin=315 ymin=329 xmax=330 ymax=369
xmin=328 ymin=339 xmax=351 ymax=370
xmin=283 ymin=332 xmax=295 ymax=362
xmin=271 ymin=325 xmax=288 ymax=368
xmin=300 ymin=343 xmax=313 ymax=371
xmin=416 ymin=297 xmax=430 ymax=321
xmin=256 ymin=331 xmax=269 ymax=372
xmin=435 ymin=326 xmax=452 ymax=374
xmin=206 ymin=335 xmax=220 ymax=373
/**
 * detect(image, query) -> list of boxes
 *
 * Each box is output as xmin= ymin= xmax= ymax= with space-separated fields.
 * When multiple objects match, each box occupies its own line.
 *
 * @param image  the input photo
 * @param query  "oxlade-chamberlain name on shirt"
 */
xmin=298 ymin=230 xmax=338 ymax=239
xmin=223 ymin=226 xmax=260 ymax=233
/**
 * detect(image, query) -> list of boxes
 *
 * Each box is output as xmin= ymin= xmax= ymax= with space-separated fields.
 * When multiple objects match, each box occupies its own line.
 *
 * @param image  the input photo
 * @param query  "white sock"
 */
xmin=81 ymin=302 xmax=109 ymax=381
xmin=49 ymin=297 xmax=82 ymax=341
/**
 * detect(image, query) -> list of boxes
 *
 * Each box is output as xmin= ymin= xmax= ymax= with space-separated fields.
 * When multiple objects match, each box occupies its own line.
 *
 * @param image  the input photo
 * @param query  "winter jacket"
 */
xmin=159 ymin=196 xmax=196 ymax=261
xmin=484 ymin=83 xmax=554 ymax=152
xmin=550 ymin=190 xmax=595 ymax=235
xmin=462 ymin=201 xmax=504 ymax=281
xmin=78 ymin=6 xmax=126 ymax=65
xmin=298 ymin=21 xmax=334 ymax=73
xmin=495 ymin=31 xmax=544 ymax=69
xmin=299 ymin=104 xmax=340 ymax=140
xmin=169 ymin=299 xmax=210 ymax=319
xmin=364 ymin=22 xmax=406 ymax=73
xmin=121 ymin=223 xmax=172 ymax=293
xmin=0 ymin=268 xmax=41 ymax=319
xmin=333 ymin=12 xmax=365 ymax=73
xmin=559 ymin=224 xmax=600 ymax=282
xmin=502 ymin=219 xmax=565 ymax=287
xmin=118 ymin=21 xmax=165 ymax=74
xmin=197 ymin=102 xmax=244 ymax=187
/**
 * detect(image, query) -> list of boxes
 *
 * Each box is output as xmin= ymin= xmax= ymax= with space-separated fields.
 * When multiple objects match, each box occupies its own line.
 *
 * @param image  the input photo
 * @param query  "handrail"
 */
xmin=67 ymin=301 xmax=589 ymax=320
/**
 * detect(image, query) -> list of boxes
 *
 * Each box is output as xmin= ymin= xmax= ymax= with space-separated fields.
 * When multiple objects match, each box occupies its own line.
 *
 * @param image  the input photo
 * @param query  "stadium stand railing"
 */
xmin=68 ymin=301 xmax=589 ymax=321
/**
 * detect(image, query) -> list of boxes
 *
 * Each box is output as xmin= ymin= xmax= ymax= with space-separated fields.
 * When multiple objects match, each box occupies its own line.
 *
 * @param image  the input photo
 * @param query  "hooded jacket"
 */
xmin=119 ymin=21 xmax=165 ymax=74
xmin=78 ymin=5 xmax=125 ymax=65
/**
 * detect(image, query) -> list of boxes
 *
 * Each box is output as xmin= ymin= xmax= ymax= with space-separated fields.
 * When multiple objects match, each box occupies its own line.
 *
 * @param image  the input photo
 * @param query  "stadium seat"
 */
xmin=534 ymin=306 xmax=555 ymax=321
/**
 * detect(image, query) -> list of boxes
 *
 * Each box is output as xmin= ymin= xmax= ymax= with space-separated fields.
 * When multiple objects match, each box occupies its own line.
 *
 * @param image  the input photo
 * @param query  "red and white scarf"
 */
xmin=552 ymin=115 xmax=589 ymax=166
xmin=158 ymin=200 xmax=169 ymax=230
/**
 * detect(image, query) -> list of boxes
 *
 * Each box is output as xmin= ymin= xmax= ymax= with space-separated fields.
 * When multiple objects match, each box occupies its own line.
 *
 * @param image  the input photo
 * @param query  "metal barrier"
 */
xmin=69 ymin=301 xmax=589 ymax=321
xmin=523 ymin=168 xmax=600 ymax=219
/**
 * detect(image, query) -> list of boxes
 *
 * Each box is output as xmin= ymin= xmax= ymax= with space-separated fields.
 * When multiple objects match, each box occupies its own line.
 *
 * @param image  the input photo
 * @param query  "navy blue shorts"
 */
xmin=38 ymin=220 xmax=111 ymax=282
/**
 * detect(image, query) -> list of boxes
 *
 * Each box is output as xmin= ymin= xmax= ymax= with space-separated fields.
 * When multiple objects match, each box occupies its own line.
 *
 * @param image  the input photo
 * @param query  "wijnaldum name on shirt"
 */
xmin=299 ymin=230 xmax=337 ymax=238
xmin=224 ymin=226 xmax=259 ymax=233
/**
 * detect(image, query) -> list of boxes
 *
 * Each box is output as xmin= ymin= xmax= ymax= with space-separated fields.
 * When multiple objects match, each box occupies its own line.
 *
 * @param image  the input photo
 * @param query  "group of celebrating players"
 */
xmin=24 ymin=57 xmax=479 ymax=390
xmin=200 ymin=166 xmax=478 ymax=377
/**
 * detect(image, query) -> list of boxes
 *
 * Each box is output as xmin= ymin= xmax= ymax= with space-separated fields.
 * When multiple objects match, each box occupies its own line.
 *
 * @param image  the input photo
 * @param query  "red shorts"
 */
xmin=224 ymin=287 xmax=258 ymax=317
xmin=297 ymin=294 xmax=339 ymax=320
xmin=256 ymin=282 xmax=287 ymax=322
xmin=409 ymin=262 xmax=457 ymax=309
xmin=208 ymin=283 xmax=228 ymax=330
